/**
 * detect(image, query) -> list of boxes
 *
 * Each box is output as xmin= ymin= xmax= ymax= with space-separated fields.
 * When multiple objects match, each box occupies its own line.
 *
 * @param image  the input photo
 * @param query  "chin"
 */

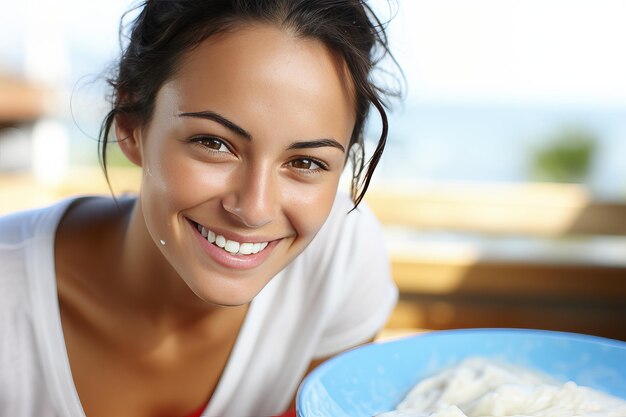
xmin=188 ymin=276 xmax=265 ymax=307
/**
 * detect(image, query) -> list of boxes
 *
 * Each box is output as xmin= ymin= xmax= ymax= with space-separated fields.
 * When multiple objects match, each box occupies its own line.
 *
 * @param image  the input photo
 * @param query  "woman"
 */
xmin=0 ymin=1 xmax=399 ymax=416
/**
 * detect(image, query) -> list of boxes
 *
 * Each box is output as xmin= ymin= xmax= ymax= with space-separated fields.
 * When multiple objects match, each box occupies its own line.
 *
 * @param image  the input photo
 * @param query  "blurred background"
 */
xmin=1 ymin=0 xmax=625 ymax=339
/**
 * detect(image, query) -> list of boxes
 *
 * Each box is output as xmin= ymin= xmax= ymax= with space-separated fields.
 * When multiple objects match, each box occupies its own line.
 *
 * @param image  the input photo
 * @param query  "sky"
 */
xmin=1 ymin=0 xmax=626 ymax=108
xmin=376 ymin=0 xmax=626 ymax=107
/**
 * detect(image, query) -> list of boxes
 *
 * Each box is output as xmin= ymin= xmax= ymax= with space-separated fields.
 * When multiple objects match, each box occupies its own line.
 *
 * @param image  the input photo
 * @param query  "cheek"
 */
xmin=283 ymin=178 xmax=340 ymax=241
xmin=143 ymin=146 xmax=232 ymax=208
xmin=139 ymin=146 xmax=234 ymax=243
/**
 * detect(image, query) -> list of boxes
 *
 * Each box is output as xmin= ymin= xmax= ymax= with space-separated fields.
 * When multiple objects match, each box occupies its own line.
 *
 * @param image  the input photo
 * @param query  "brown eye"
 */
xmin=205 ymin=138 xmax=224 ymax=150
xmin=289 ymin=158 xmax=327 ymax=171
xmin=292 ymin=158 xmax=315 ymax=169
xmin=202 ymin=137 xmax=229 ymax=152
xmin=189 ymin=136 xmax=231 ymax=153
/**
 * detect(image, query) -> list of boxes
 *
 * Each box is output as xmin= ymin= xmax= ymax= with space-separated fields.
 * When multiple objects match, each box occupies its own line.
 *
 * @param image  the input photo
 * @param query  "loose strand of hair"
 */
xmin=350 ymin=94 xmax=388 ymax=212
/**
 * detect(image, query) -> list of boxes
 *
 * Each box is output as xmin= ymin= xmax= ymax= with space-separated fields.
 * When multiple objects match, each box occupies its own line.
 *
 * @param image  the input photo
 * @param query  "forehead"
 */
xmin=157 ymin=24 xmax=356 ymax=143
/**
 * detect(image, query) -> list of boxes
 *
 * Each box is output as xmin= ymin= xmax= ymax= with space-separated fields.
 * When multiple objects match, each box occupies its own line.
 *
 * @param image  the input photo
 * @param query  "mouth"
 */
xmin=191 ymin=221 xmax=270 ymax=256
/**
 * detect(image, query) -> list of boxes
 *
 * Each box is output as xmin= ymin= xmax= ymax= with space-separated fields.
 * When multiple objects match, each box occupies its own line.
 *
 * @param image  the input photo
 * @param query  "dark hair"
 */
xmin=100 ymin=0 xmax=400 ymax=207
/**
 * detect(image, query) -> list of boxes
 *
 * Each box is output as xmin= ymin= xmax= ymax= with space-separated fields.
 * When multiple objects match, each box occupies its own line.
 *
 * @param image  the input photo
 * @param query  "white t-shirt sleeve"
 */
xmin=312 ymin=197 xmax=398 ymax=358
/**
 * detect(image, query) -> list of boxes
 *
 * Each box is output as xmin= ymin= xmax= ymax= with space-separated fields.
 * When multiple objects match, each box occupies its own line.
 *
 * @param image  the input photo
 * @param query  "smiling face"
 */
xmin=118 ymin=24 xmax=356 ymax=306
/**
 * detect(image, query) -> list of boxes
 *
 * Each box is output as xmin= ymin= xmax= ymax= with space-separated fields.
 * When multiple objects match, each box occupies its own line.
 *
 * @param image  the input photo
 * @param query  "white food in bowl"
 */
xmin=377 ymin=357 xmax=626 ymax=417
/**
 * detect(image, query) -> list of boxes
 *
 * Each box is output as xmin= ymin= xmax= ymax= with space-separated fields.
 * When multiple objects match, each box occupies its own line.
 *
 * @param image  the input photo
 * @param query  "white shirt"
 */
xmin=0 ymin=193 xmax=397 ymax=417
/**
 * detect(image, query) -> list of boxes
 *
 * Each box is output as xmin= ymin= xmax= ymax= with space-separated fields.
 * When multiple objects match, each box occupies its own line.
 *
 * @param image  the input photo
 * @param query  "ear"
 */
xmin=115 ymin=113 xmax=143 ymax=167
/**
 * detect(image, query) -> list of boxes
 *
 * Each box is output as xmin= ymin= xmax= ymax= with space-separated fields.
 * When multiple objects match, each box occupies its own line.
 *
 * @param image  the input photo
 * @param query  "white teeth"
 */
xmin=224 ymin=240 xmax=240 ymax=254
xmin=239 ymin=242 xmax=254 ymax=255
xmin=196 ymin=222 xmax=270 ymax=256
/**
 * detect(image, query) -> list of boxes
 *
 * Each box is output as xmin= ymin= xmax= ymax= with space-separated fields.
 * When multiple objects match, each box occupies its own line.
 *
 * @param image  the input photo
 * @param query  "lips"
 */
xmin=184 ymin=218 xmax=281 ymax=272
xmin=194 ymin=222 xmax=269 ymax=256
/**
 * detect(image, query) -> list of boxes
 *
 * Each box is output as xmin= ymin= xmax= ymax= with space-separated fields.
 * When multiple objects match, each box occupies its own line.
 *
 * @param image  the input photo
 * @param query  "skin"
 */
xmin=55 ymin=24 xmax=358 ymax=417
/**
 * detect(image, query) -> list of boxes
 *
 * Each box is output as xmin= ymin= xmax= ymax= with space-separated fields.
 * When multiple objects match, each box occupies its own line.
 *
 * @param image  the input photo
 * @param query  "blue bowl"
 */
xmin=296 ymin=328 xmax=626 ymax=417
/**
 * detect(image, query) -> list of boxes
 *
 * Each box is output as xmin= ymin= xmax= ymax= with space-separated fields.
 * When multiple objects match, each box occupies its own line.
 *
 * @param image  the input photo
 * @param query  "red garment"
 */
xmin=184 ymin=402 xmax=207 ymax=417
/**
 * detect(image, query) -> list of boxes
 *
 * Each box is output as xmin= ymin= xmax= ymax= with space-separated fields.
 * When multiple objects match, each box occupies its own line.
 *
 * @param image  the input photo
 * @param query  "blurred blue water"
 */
xmin=369 ymin=102 xmax=626 ymax=199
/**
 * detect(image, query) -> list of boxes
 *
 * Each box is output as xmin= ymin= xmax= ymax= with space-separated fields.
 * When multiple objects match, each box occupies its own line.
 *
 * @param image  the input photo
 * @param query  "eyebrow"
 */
xmin=287 ymin=139 xmax=345 ymax=153
xmin=178 ymin=110 xmax=252 ymax=140
xmin=178 ymin=110 xmax=345 ymax=153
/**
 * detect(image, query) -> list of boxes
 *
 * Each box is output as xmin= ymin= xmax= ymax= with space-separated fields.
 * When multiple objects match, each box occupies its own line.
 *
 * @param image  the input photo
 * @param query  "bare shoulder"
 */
xmin=55 ymin=195 xmax=135 ymax=285
xmin=58 ymin=195 xmax=135 ymax=233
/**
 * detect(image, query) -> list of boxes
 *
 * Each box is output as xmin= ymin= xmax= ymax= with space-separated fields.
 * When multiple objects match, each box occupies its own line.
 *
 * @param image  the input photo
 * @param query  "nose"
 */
xmin=221 ymin=164 xmax=275 ymax=228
